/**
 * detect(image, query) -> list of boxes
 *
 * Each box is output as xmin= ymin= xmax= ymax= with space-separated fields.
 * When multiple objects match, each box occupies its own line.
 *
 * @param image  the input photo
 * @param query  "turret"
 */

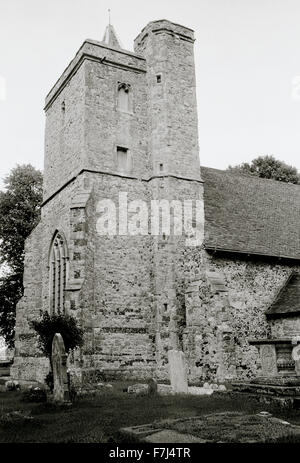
xmin=134 ymin=20 xmax=201 ymax=180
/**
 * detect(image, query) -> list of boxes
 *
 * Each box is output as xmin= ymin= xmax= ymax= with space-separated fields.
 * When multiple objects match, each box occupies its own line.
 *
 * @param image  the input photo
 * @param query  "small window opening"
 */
xmin=156 ymin=74 xmax=162 ymax=83
xmin=117 ymin=146 xmax=130 ymax=172
xmin=118 ymin=83 xmax=131 ymax=112
xmin=164 ymin=303 xmax=168 ymax=311
xmin=159 ymin=163 xmax=164 ymax=172
xmin=61 ymin=101 xmax=65 ymax=112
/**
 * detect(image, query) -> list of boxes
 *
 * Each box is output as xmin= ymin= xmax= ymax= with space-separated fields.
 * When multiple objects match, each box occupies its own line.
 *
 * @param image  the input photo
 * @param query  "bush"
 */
xmin=30 ymin=311 xmax=84 ymax=358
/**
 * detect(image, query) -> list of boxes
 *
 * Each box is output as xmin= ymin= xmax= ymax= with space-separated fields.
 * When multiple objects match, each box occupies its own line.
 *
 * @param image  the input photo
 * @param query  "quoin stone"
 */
xmin=52 ymin=333 xmax=70 ymax=402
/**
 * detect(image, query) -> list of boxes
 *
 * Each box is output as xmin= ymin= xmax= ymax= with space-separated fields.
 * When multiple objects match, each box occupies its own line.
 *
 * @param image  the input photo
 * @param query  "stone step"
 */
xmin=0 ymin=368 xmax=10 ymax=377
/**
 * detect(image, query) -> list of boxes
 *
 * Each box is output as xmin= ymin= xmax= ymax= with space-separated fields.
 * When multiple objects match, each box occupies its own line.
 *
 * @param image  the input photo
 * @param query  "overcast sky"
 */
xmin=1 ymin=0 xmax=300 ymax=189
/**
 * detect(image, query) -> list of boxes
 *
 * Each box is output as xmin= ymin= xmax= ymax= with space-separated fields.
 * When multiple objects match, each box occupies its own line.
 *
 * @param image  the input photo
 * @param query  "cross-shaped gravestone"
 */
xmin=52 ymin=333 xmax=70 ymax=402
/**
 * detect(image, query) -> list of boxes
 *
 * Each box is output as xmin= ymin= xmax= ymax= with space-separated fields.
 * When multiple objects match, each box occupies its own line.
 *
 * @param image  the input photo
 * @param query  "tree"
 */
xmin=0 ymin=165 xmax=43 ymax=347
xmin=228 ymin=155 xmax=300 ymax=184
xmin=0 ymin=274 xmax=23 ymax=347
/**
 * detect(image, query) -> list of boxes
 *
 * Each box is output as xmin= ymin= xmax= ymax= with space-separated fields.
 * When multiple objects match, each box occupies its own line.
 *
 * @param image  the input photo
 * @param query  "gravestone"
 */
xmin=52 ymin=333 xmax=70 ymax=402
xmin=292 ymin=344 xmax=300 ymax=375
xmin=147 ymin=377 xmax=158 ymax=396
xmin=168 ymin=349 xmax=188 ymax=393
xmin=259 ymin=344 xmax=277 ymax=377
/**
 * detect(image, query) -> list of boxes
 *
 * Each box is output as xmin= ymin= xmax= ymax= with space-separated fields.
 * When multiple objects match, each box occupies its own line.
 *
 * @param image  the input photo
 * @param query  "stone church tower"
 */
xmin=11 ymin=20 xmax=204 ymax=385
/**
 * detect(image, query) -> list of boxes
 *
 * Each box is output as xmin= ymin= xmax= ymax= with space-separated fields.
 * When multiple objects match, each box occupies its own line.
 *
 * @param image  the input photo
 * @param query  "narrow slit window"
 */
xmin=156 ymin=74 xmax=162 ymax=83
xmin=117 ymin=146 xmax=130 ymax=172
xmin=118 ymin=83 xmax=131 ymax=112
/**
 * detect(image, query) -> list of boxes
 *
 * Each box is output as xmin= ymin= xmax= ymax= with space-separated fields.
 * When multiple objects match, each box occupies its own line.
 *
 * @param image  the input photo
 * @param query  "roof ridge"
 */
xmin=201 ymin=165 xmax=300 ymax=188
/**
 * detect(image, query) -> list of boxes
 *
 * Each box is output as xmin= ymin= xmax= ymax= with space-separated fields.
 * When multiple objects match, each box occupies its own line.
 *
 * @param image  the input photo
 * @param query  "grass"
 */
xmin=0 ymin=382 xmax=300 ymax=443
xmin=156 ymin=412 xmax=300 ymax=443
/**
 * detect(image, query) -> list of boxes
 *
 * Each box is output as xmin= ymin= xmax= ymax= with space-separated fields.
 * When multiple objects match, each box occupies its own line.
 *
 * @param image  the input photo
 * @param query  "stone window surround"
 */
xmin=116 ymin=81 xmax=134 ymax=114
xmin=48 ymin=231 xmax=69 ymax=314
xmin=114 ymin=144 xmax=133 ymax=174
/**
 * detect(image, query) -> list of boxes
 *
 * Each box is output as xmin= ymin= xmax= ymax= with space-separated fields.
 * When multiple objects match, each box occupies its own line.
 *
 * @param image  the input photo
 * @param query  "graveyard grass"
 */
xmin=1 ymin=383 xmax=300 ymax=443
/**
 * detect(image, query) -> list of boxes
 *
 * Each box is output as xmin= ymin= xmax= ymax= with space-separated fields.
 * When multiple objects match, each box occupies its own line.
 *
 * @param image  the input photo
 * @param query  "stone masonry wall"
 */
xmin=184 ymin=251 xmax=298 ymax=385
xmin=79 ymin=173 xmax=155 ymax=380
xmin=11 ymin=174 xmax=92 ymax=384
xmin=149 ymin=177 xmax=204 ymax=382
xmin=134 ymin=20 xmax=200 ymax=179
xmin=270 ymin=317 xmax=300 ymax=338
xmin=84 ymin=59 xmax=149 ymax=179
xmin=11 ymin=223 xmax=49 ymax=383
xmin=44 ymin=41 xmax=148 ymax=202
xmin=43 ymin=65 xmax=86 ymax=200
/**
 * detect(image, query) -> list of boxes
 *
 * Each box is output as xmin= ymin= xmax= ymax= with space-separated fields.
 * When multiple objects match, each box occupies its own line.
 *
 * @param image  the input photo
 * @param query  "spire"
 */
xmin=102 ymin=11 xmax=123 ymax=49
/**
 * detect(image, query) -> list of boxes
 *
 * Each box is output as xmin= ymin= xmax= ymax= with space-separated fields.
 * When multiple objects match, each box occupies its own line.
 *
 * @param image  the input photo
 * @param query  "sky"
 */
xmin=1 ymin=0 xmax=300 ymax=189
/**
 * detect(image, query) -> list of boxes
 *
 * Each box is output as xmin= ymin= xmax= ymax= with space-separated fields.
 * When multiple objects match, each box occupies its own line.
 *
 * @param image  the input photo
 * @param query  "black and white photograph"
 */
xmin=1 ymin=0 xmax=300 ymax=453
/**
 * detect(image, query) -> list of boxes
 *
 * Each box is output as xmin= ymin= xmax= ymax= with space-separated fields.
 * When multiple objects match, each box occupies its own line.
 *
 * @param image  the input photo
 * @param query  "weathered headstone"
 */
xmin=292 ymin=344 xmax=300 ymax=375
xmin=168 ymin=349 xmax=188 ymax=393
xmin=259 ymin=344 xmax=277 ymax=377
xmin=147 ymin=378 xmax=158 ymax=396
xmin=52 ymin=333 xmax=70 ymax=402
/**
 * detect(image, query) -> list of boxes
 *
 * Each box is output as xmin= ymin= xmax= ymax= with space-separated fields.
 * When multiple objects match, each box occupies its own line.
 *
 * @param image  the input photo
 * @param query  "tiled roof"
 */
xmin=266 ymin=272 xmax=300 ymax=317
xmin=201 ymin=167 xmax=300 ymax=260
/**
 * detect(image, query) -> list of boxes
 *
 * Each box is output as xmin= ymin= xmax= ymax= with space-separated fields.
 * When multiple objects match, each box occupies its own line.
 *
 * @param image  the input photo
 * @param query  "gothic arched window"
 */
xmin=117 ymin=83 xmax=131 ymax=112
xmin=49 ymin=232 xmax=69 ymax=314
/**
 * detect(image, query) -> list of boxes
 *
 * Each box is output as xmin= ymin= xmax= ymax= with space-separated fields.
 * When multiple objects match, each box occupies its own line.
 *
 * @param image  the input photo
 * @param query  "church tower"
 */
xmin=134 ymin=21 xmax=203 ymax=379
xmin=12 ymin=19 xmax=203 ymax=386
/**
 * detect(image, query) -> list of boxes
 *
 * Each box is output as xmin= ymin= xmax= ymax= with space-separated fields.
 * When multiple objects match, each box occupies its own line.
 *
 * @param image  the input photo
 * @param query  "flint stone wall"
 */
xmin=184 ymin=252 xmax=298 ymax=384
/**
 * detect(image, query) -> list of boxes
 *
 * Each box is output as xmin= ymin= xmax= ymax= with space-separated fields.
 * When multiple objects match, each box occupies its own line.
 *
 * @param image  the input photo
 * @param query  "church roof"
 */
xmin=266 ymin=272 xmax=300 ymax=318
xmin=201 ymin=166 xmax=300 ymax=260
